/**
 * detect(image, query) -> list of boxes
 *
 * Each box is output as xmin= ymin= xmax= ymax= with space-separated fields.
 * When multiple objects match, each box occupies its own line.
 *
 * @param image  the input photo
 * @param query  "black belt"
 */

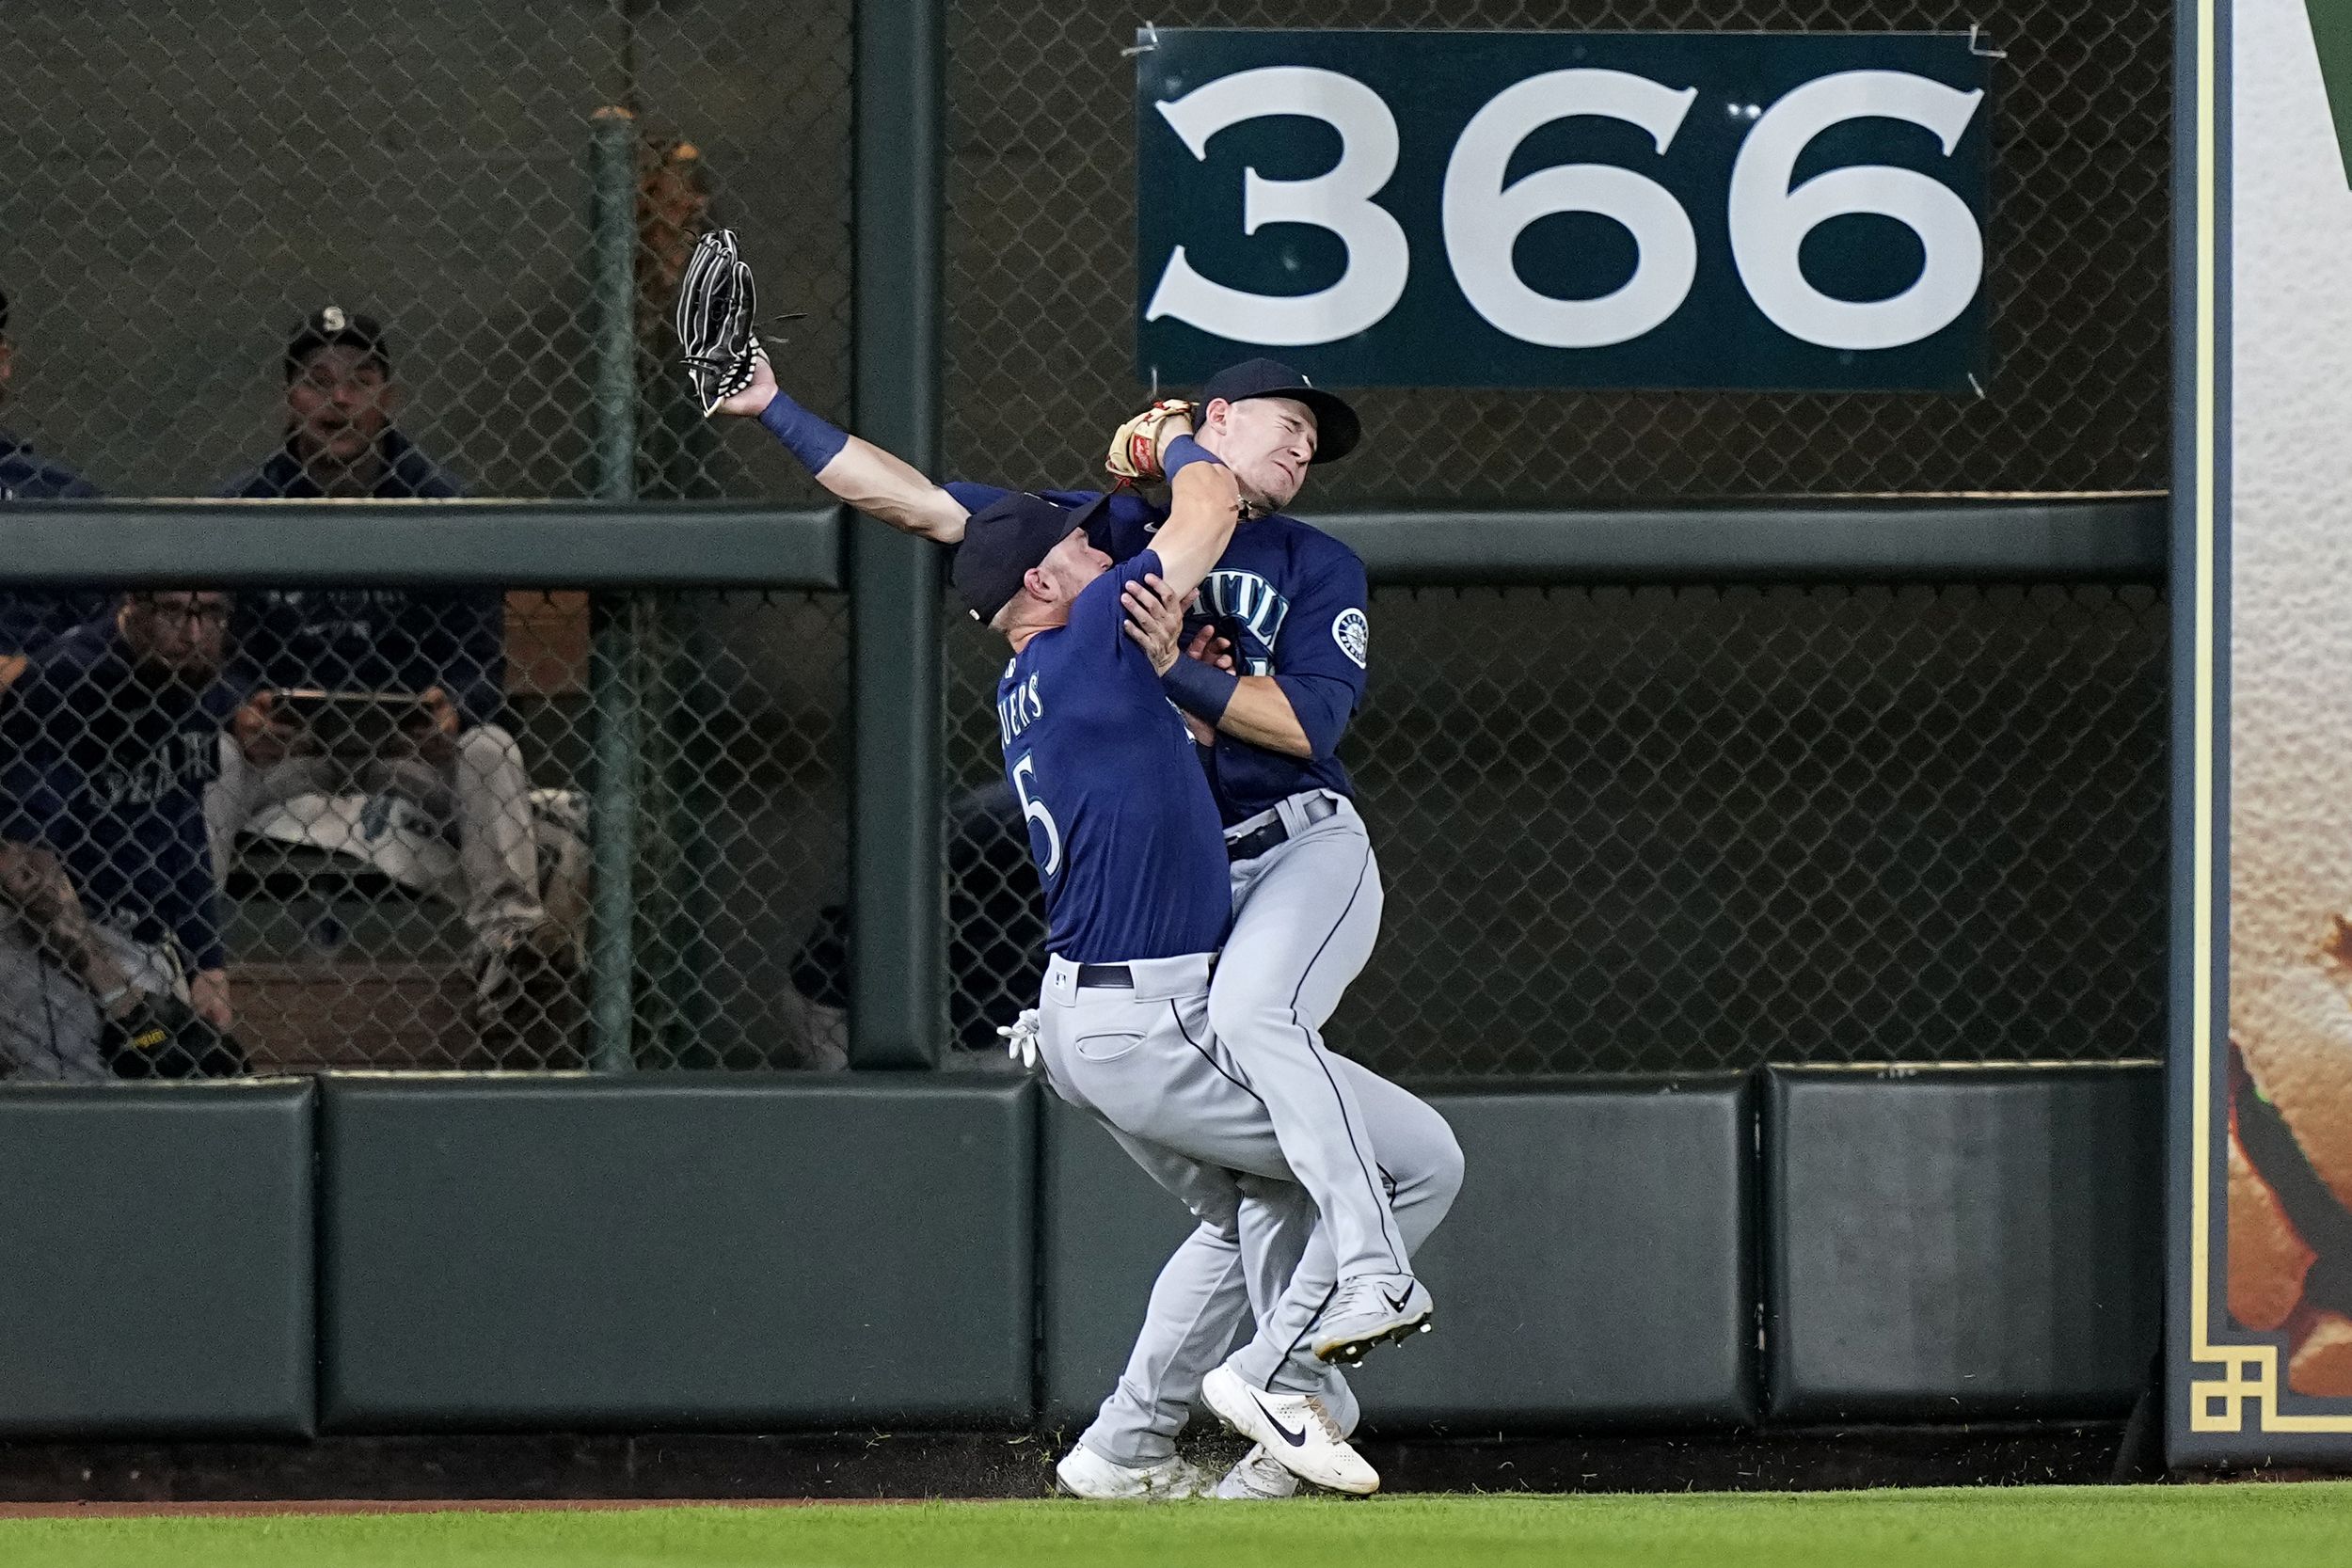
xmin=1225 ymin=795 xmax=1342 ymax=862
xmin=1074 ymin=956 xmax=1218 ymax=990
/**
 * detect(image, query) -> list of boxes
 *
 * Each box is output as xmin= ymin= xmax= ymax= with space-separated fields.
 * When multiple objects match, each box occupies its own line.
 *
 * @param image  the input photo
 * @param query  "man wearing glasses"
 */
xmin=0 ymin=592 xmax=248 ymax=1079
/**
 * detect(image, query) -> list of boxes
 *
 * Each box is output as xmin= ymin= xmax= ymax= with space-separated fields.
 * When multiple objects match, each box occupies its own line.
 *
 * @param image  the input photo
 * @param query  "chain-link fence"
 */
xmin=0 ymin=586 xmax=846 ymax=1079
xmin=946 ymin=578 xmax=2169 ymax=1077
xmin=946 ymin=0 xmax=2170 ymax=500
xmin=1 ymin=3 xmax=2176 ymax=1081
xmin=0 ymin=1 xmax=849 ymax=502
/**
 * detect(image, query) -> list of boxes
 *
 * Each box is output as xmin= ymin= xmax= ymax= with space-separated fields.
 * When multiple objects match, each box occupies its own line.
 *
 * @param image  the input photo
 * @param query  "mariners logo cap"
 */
xmin=1197 ymin=357 xmax=1361 ymax=464
xmin=952 ymin=490 xmax=1118 ymax=623
xmin=285 ymin=305 xmax=390 ymax=381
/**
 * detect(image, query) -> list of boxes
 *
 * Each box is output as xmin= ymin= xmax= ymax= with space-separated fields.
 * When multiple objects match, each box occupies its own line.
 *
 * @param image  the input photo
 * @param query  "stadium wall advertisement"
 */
xmin=1133 ymin=28 xmax=1994 ymax=392
xmin=2171 ymin=0 xmax=2352 ymax=1466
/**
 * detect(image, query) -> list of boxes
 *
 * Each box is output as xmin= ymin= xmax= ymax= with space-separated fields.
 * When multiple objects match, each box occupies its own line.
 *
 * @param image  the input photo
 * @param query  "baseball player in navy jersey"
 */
xmin=952 ymin=454 xmax=1461 ymax=1497
xmin=714 ymin=355 xmax=1454 ymax=1497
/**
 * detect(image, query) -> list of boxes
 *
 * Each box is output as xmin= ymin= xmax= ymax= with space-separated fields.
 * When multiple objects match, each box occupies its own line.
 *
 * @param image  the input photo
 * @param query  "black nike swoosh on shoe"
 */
xmin=1380 ymin=1286 xmax=1415 ymax=1315
xmin=1250 ymin=1392 xmax=1310 ymax=1447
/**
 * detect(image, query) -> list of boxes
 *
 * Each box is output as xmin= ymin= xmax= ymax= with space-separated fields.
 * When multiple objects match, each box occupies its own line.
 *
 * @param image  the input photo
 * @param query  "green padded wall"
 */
xmin=1764 ymin=1064 xmax=2162 ymax=1420
xmin=319 ymin=1075 xmax=1036 ymax=1431
xmin=0 ymin=1082 xmax=314 ymax=1437
xmin=1041 ymin=1078 xmax=1758 ymax=1433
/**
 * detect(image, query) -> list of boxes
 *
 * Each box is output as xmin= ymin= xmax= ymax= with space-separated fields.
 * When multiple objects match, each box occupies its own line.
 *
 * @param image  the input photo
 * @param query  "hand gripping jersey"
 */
xmin=997 ymin=548 xmax=1232 ymax=963
xmin=950 ymin=483 xmax=1369 ymax=827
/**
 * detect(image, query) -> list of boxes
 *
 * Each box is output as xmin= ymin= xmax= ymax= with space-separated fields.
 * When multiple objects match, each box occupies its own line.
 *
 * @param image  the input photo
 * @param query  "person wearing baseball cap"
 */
xmin=211 ymin=308 xmax=571 ymax=1051
xmin=223 ymin=307 xmax=459 ymax=501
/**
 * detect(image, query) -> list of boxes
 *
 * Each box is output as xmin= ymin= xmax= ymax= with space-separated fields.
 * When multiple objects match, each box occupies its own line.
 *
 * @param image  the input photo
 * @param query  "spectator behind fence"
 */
xmin=208 ymin=307 xmax=571 ymax=1037
xmin=0 ymin=592 xmax=250 ymax=1080
xmin=0 ymin=282 xmax=110 ymax=666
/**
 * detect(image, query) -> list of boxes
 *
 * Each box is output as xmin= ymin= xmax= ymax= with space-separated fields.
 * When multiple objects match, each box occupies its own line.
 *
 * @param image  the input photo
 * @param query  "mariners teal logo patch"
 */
xmin=1333 ymin=607 xmax=1369 ymax=669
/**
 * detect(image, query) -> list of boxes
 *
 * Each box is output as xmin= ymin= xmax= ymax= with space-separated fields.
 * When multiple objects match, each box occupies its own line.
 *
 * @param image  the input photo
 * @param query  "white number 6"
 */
xmin=1440 ymin=69 xmax=1700 ymax=348
xmin=1728 ymin=71 xmax=1986 ymax=351
xmin=1012 ymin=753 xmax=1062 ymax=878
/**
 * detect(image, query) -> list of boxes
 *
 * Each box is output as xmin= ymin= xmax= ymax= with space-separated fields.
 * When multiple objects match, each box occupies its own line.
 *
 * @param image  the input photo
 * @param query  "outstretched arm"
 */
xmin=1142 ymin=457 xmax=1244 ymax=597
xmin=714 ymin=355 xmax=971 ymax=544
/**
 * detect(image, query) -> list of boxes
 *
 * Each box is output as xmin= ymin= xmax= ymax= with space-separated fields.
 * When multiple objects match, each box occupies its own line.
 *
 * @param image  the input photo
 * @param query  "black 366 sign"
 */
xmin=1136 ymin=30 xmax=1994 ymax=392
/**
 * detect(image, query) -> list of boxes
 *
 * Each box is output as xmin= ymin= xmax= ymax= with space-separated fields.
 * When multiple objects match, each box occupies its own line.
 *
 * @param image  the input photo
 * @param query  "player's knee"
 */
xmin=1193 ymin=1215 xmax=1242 ymax=1247
xmin=1420 ymin=1117 xmax=1467 ymax=1221
xmin=1205 ymin=989 xmax=1285 ymax=1053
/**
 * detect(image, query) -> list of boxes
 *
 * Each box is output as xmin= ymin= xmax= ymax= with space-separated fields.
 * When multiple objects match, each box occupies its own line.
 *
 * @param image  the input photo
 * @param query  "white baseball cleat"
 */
xmin=1311 ymin=1274 xmax=1435 ymax=1365
xmin=1215 ymin=1444 xmax=1301 ymax=1500
xmin=1199 ymin=1364 xmax=1378 ymax=1496
xmin=1054 ymin=1443 xmax=1211 ymax=1500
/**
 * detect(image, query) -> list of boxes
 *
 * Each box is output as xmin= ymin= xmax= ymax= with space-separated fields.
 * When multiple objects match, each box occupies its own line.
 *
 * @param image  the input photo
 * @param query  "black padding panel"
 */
xmin=0 ymin=1083 xmax=315 ymax=1437
xmin=1041 ymin=1078 xmax=1758 ymax=1433
xmin=320 ymin=1075 xmax=1035 ymax=1431
xmin=1764 ymin=1064 xmax=2161 ymax=1420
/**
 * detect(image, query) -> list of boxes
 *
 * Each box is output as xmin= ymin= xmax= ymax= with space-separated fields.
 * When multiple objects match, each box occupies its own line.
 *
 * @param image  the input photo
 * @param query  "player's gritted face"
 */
xmin=120 ymin=591 xmax=230 ymax=685
xmin=1200 ymin=394 xmax=1317 ymax=514
xmin=287 ymin=344 xmax=396 ymax=467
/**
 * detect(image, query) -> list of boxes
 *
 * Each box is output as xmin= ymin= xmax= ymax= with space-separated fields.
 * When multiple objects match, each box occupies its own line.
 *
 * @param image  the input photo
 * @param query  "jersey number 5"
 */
xmin=1011 ymin=753 xmax=1063 ymax=878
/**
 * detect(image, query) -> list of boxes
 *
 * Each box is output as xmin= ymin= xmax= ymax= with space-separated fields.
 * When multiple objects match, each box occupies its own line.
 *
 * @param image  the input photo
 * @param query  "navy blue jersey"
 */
xmin=230 ymin=588 xmax=507 ymax=730
xmin=999 ymin=548 xmax=1231 ymax=963
xmin=948 ymin=483 xmax=1368 ymax=826
xmin=0 ymin=427 xmax=98 ymax=503
xmin=0 ymin=622 xmax=246 ymax=971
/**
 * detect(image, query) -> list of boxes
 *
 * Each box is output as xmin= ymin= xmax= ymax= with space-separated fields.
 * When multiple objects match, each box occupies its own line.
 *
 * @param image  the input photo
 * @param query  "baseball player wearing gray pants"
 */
xmin=954 ymin=457 xmax=1457 ymax=1496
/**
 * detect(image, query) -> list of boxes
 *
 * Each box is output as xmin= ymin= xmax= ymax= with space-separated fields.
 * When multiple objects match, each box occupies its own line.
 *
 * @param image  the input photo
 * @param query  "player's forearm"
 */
xmin=752 ymin=388 xmax=967 ymax=543
xmin=817 ymin=436 xmax=968 ymax=543
xmin=1215 ymin=677 xmax=1314 ymax=759
xmin=1146 ymin=444 xmax=1244 ymax=593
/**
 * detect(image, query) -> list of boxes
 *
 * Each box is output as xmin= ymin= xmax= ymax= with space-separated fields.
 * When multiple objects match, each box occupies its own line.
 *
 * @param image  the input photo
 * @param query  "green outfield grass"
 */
xmin=5 ymin=1485 xmax=2349 ymax=1568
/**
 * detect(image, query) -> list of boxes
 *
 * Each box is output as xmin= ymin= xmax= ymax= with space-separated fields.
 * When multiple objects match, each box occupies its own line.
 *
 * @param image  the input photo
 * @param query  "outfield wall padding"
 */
xmin=1762 ymin=1064 xmax=2162 ymax=1421
xmin=316 ymin=1075 xmax=1037 ymax=1432
xmin=1041 ymin=1078 xmax=1759 ymax=1433
xmin=0 ymin=1082 xmax=315 ymax=1438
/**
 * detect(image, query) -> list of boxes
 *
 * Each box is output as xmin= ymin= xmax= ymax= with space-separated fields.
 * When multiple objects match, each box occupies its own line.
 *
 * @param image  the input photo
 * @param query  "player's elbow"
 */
xmin=1269 ymin=678 xmax=1351 ymax=762
xmin=1292 ymin=711 xmax=1347 ymax=763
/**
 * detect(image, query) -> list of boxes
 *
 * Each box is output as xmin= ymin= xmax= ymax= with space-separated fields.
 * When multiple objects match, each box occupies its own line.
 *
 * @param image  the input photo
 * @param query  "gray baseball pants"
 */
xmin=1210 ymin=793 xmax=1414 ymax=1285
xmin=1038 ymin=942 xmax=1462 ymax=1467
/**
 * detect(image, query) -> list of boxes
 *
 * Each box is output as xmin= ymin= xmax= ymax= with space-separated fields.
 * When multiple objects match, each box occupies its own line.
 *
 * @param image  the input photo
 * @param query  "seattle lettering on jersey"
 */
xmin=91 ymin=728 xmax=221 ymax=812
xmin=1199 ymin=569 xmax=1290 ymax=666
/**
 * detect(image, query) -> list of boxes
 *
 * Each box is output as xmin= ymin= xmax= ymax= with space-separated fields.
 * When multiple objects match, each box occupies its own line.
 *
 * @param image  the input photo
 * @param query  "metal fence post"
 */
xmin=848 ymin=0 xmax=946 ymax=1069
xmin=587 ymin=105 xmax=641 ymax=1071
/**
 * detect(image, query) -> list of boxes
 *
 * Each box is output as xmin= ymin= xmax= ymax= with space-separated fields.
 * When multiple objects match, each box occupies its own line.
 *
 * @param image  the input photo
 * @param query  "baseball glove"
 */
xmin=100 ymin=996 xmax=250 ymax=1080
xmin=1105 ymin=398 xmax=1197 ymax=483
xmin=675 ymin=229 xmax=803 ymax=417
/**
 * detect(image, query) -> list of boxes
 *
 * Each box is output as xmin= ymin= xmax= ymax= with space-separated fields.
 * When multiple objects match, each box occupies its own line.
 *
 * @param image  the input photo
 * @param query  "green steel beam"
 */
xmin=587 ymin=106 xmax=644 ymax=1073
xmin=0 ymin=498 xmax=2160 ymax=592
xmin=848 ymin=0 xmax=946 ymax=1069
xmin=1320 ymin=495 xmax=2166 ymax=585
xmin=0 ymin=503 xmax=845 ymax=588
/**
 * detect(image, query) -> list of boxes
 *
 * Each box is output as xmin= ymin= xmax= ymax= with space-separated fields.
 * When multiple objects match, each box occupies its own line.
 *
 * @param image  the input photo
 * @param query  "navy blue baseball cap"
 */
xmin=1196 ymin=357 xmax=1360 ymax=464
xmin=953 ymin=490 xmax=1117 ymax=623
xmin=285 ymin=305 xmax=389 ymax=381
